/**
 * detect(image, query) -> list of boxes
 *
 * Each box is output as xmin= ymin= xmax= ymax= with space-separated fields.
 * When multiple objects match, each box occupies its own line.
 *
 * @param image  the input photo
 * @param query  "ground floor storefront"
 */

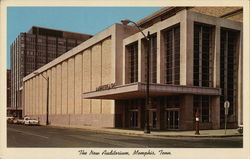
xmin=83 ymin=83 xmax=227 ymax=131
xmin=114 ymin=95 xmax=222 ymax=131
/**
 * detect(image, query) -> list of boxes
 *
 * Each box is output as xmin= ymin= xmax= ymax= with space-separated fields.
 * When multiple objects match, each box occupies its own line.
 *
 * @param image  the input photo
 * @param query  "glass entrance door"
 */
xmin=150 ymin=110 xmax=157 ymax=129
xmin=165 ymin=109 xmax=179 ymax=130
xmin=129 ymin=111 xmax=138 ymax=128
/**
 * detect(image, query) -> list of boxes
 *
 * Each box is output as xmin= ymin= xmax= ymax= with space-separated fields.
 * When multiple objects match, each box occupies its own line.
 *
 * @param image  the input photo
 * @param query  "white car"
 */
xmin=16 ymin=118 xmax=25 ymax=124
xmin=24 ymin=117 xmax=39 ymax=126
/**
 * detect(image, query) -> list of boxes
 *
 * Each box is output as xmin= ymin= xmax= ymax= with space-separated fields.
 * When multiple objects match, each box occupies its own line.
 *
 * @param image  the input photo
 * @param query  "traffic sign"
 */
xmin=224 ymin=100 xmax=230 ymax=109
xmin=224 ymin=100 xmax=230 ymax=134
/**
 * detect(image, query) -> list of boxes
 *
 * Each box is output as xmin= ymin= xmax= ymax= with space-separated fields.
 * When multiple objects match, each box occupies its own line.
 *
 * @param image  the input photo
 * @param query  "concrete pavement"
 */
xmin=8 ymin=124 xmax=243 ymax=148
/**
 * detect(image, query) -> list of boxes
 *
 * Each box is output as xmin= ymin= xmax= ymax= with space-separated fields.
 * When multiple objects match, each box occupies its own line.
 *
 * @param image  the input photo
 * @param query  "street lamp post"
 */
xmin=121 ymin=19 xmax=151 ymax=134
xmin=34 ymin=72 xmax=49 ymax=125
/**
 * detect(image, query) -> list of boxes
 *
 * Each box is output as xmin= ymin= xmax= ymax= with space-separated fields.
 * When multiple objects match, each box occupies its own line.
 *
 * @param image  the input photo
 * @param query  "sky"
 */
xmin=7 ymin=7 xmax=162 ymax=69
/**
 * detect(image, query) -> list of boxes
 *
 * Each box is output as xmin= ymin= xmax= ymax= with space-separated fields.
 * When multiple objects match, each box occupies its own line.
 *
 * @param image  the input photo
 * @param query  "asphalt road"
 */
xmin=7 ymin=124 xmax=243 ymax=148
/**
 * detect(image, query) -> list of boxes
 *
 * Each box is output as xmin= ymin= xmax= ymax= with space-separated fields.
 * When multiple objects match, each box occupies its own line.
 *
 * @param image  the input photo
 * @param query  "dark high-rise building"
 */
xmin=7 ymin=69 xmax=22 ymax=117
xmin=10 ymin=26 xmax=92 ymax=116
xmin=7 ymin=69 xmax=11 ymax=107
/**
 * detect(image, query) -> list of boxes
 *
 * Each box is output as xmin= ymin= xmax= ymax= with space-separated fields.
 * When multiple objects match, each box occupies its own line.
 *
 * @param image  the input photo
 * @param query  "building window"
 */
xmin=193 ymin=23 xmax=213 ymax=87
xmin=127 ymin=99 xmax=144 ymax=128
xmin=193 ymin=95 xmax=210 ymax=123
xmin=143 ymin=34 xmax=157 ymax=83
xmin=220 ymin=28 xmax=239 ymax=117
xmin=163 ymin=25 xmax=180 ymax=85
xmin=149 ymin=35 xmax=157 ymax=83
xmin=127 ymin=42 xmax=138 ymax=83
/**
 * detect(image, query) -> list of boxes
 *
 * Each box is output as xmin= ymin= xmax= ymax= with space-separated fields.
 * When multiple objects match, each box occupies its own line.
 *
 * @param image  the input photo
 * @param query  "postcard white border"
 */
xmin=0 ymin=0 xmax=249 ymax=159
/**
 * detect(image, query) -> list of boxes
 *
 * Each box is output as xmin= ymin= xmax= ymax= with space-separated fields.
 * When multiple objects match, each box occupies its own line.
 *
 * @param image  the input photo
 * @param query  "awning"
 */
xmin=82 ymin=82 xmax=221 ymax=100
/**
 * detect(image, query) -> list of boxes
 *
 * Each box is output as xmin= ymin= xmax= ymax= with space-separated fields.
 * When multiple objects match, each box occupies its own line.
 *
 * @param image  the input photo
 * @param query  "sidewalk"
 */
xmin=65 ymin=125 xmax=243 ymax=138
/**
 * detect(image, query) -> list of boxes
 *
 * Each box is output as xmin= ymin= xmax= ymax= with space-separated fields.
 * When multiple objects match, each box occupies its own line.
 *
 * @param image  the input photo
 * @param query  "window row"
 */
xmin=193 ymin=23 xmax=213 ymax=87
xmin=220 ymin=29 xmax=239 ymax=118
xmin=125 ymin=21 xmax=240 ymax=105
xmin=126 ymin=25 xmax=180 ymax=85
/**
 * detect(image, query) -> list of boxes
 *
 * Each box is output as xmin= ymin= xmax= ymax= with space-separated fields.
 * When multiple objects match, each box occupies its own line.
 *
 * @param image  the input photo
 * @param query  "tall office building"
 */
xmin=7 ymin=69 xmax=22 ymax=117
xmin=7 ymin=70 xmax=11 ymax=108
xmin=10 ymin=26 xmax=92 ymax=116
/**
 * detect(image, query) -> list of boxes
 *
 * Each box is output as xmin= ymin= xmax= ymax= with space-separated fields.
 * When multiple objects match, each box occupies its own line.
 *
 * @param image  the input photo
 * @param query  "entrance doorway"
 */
xmin=129 ymin=110 xmax=138 ymax=128
xmin=165 ymin=109 xmax=179 ymax=130
xmin=150 ymin=110 xmax=157 ymax=129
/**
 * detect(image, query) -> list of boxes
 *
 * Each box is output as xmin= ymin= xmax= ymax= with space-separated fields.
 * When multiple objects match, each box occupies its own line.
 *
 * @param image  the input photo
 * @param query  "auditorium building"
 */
xmin=22 ymin=7 xmax=243 ymax=130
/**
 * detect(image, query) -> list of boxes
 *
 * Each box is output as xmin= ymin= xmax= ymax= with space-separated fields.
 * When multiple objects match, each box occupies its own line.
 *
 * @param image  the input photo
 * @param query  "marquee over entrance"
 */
xmin=82 ymin=82 xmax=221 ymax=100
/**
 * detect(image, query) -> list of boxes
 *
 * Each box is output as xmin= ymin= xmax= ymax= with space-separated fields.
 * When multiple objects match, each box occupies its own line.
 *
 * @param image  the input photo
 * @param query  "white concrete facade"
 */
xmin=118 ymin=10 xmax=242 ymax=129
xmin=23 ymin=24 xmax=138 ymax=127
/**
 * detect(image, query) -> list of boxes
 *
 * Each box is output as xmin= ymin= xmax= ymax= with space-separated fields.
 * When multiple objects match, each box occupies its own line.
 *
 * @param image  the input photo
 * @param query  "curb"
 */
xmin=41 ymin=125 xmax=243 ymax=138
xmin=151 ymin=134 xmax=243 ymax=138
xmin=77 ymin=128 xmax=243 ymax=138
xmin=100 ymin=130 xmax=243 ymax=138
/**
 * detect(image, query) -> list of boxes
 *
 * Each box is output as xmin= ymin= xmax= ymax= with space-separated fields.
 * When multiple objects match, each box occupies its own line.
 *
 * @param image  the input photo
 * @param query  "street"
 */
xmin=7 ymin=124 xmax=243 ymax=148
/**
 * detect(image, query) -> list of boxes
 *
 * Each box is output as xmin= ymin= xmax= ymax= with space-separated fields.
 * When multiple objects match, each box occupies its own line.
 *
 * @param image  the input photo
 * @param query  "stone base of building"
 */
xmin=28 ymin=114 xmax=238 ymax=131
xmin=29 ymin=114 xmax=115 ymax=128
xmin=220 ymin=122 xmax=238 ymax=129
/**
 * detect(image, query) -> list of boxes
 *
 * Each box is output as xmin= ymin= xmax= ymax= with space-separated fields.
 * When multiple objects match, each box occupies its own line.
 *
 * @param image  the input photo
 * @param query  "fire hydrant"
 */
xmin=195 ymin=111 xmax=200 ymax=135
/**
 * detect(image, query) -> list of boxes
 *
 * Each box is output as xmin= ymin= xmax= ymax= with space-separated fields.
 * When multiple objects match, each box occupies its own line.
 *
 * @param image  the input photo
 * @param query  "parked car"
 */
xmin=7 ymin=117 xmax=14 ymax=124
xmin=24 ymin=117 xmax=40 ymax=126
xmin=16 ymin=118 xmax=25 ymax=125
xmin=13 ymin=118 xmax=18 ymax=124
xmin=237 ymin=125 xmax=243 ymax=134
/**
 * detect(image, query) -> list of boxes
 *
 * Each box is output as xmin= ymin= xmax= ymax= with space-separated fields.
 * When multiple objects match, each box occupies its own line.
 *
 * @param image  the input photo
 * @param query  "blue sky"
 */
xmin=7 ymin=7 xmax=162 ymax=69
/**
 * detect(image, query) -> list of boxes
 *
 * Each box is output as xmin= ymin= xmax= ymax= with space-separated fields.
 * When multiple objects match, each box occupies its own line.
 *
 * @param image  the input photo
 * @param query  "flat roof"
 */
xmin=83 ymin=82 xmax=221 ymax=100
xmin=28 ymin=26 xmax=92 ymax=37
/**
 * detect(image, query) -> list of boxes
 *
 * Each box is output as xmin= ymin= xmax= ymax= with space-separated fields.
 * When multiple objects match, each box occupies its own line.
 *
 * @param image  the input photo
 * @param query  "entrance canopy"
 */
xmin=82 ymin=82 xmax=221 ymax=100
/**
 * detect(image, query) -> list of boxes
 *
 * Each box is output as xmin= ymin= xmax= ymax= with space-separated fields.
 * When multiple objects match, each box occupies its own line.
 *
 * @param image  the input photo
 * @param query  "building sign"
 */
xmin=96 ymin=83 xmax=116 ymax=91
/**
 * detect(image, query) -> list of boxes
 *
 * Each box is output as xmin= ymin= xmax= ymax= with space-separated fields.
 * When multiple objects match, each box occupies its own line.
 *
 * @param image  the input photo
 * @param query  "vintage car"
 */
xmin=24 ymin=117 xmax=40 ymax=126
xmin=16 ymin=118 xmax=25 ymax=125
xmin=13 ymin=118 xmax=18 ymax=124
xmin=7 ymin=117 xmax=14 ymax=124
